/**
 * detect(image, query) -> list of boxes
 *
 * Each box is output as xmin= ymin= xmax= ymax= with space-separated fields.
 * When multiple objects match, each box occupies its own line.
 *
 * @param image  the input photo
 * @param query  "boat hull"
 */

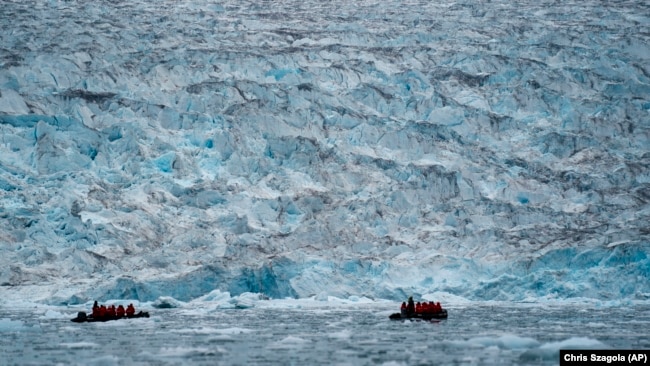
xmin=389 ymin=309 xmax=448 ymax=320
xmin=71 ymin=311 xmax=150 ymax=323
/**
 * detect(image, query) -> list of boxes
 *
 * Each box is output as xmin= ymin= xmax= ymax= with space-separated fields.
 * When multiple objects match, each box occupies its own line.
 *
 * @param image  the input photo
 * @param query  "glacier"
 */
xmin=0 ymin=0 xmax=648 ymax=305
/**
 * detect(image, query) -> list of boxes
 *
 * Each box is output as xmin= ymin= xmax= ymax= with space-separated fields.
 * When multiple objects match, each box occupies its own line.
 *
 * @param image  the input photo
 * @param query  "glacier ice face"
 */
xmin=0 ymin=0 xmax=648 ymax=304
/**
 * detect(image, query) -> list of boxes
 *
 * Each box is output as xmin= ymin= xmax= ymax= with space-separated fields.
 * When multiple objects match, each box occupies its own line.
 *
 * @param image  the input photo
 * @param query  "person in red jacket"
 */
xmin=108 ymin=305 xmax=117 ymax=317
xmin=98 ymin=305 xmax=107 ymax=318
xmin=126 ymin=304 xmax=135 ymax=317
xmin=415 ymin=302 xmax=422 ymax=314
xmin=400 ymin=302 xmax=407 ymax=316
xmin=116 ymin=305 xmax=125 ymax=318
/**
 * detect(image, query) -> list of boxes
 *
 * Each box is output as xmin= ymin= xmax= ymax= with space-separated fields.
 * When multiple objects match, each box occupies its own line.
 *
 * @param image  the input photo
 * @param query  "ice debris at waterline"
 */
xmin=0 ymin=0 xmax=648 ymax=305
xmin=4 ymin=303 xmax=648 ymax=365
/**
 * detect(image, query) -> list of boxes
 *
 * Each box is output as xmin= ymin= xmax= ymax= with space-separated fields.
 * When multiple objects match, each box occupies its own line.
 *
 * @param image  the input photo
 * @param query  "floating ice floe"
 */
xmin=519 ymin=337 xmax=609 ymax=362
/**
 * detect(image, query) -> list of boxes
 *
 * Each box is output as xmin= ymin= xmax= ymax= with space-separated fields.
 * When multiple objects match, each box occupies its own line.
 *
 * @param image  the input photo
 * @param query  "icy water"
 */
xmin=1 ymin=303 xmax=649 ymax=365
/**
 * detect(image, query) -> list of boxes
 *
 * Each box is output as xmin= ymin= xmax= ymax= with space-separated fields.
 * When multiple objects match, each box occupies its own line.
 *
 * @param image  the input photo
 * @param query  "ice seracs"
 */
xmin=0 ymin=0 xmax=648 ymax=305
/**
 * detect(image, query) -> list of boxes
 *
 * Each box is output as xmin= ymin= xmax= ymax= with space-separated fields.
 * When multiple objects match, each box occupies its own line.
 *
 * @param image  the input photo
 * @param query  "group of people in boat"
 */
xmin=400 ymin=296 xmax=443 ymax=316
xmin=91 ymin=301 xmax=137 ymax=319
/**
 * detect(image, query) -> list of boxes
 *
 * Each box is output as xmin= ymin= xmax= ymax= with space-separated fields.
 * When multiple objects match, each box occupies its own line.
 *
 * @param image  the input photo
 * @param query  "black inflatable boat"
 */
xmin=389 ymin=309 xmax=448 ymax=321
xmin=71 ymin=311 xmax=150 ymax=323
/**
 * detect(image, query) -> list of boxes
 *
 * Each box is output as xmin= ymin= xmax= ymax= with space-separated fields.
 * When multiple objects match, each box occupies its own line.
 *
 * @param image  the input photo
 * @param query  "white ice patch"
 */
xmin=215 ymin=327 xmax=254 ymax=335
xmin=39 ymin=309 xmax=66 ymax=319
xmin=539 ymin=337 xmax=608 ymax=350
xmin=172 ymin=327 xmax=222 ymax=335
xmin=475 ymin=334 xmax=540 ymax=349
xmin=157 ymin=347 xmax=222 ymax=357
xmin=230 ymin=292 xmax=264 ymax=309
xmin=268 ymin=335 xmax=312 ymax=349
xmin=0 ymin=318 xmax=28 ymax=332
xmin=86 ymin=355 xmax=121 ymax=366
xmin=446 ymin=334 xmax=540 ymax=350
xmin=60 ymin=342 xmax=98 ymax=349
xmin=421 ymin=292 xmax=473 ymax=306
xmin=519 ymin=337 xmax=609 ymax=361
xmin=327 ymin=329 xmax=352 ymax=340
xmin=194 ymin=289 xmax=232 ymax=303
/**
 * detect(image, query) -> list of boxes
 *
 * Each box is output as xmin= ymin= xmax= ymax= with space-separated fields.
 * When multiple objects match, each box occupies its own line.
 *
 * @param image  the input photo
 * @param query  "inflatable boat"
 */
xmin=71 ymin=311 xmax=150 ymax=323
xmin=389 ymin=309 xmax=448 ymax=321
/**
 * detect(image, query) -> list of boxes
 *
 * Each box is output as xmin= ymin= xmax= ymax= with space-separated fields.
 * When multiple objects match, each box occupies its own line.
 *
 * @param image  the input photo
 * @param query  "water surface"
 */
xmin=1 ymin=303 xmax=648 ymax=365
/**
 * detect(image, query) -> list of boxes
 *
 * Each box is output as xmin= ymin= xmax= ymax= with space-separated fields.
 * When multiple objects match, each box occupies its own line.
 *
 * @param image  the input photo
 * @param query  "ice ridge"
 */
xmin=0 ymin=0 xmax=648 ymax=304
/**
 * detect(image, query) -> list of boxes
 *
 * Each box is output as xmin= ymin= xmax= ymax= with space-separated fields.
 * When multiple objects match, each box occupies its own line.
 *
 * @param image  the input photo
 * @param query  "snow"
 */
xmin=0 ymin=0 xmax=648 ymax=306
